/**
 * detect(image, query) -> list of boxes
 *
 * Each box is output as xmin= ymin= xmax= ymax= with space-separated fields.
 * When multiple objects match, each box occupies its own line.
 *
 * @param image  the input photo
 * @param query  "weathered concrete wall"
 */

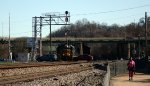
xmin=103 ymin=64 xmax=110 ymax=86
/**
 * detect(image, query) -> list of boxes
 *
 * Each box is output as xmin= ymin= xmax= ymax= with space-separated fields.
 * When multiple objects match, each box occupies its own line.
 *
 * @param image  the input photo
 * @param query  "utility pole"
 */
xmin=33 ymin=16 xmax=37 ymax=61
xmin=1 ymin=22 xmax=3 ymax=38
xmin=145 ymin=12 xmax=147 ymax=58
xmin=128 ymin=43 xmax=130 ymax=59
xmin=39 ymin=16 xmax=42 ymax=56
xmin=138 ymin=35 xmax=141 ymax=59
xmin=49 ymin=15 xmax=52 ymax=54
xmin=8 ymin=13 xmax=12 ymax=61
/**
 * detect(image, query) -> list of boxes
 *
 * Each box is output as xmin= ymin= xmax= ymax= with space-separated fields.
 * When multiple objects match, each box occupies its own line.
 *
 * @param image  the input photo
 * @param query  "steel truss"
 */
xmin=32 ymin=11 xmax=70 ymax=61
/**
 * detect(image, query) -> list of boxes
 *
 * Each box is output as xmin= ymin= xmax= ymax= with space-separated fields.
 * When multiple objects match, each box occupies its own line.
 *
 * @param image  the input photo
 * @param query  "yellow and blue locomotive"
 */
xmin=57 ymin=44 xmax=75 ymax=61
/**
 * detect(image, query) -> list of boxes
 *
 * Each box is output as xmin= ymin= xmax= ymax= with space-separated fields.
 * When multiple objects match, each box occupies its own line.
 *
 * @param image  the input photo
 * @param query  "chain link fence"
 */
xmin=109 ymin=60 xmax=128 ymax=77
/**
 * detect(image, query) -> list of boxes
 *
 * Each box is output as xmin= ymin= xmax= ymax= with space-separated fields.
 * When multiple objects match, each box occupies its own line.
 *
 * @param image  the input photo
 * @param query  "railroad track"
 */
xmin=0 ymin=65 xmax=93 ymax=85
xmin=0 ymin=61 xmax=90 ymax=69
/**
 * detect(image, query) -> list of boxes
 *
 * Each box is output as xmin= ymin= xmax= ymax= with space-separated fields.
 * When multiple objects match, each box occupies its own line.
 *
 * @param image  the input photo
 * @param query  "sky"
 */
xmin=0 ymin=0 xmax=150 ymax=37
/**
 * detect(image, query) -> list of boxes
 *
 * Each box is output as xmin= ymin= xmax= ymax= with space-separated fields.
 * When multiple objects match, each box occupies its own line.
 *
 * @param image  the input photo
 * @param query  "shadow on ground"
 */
xmin=135 ymin=59 xmax=150 ymax=74
xmin=133 ymin=79 xmax=150 ymax=83
xmin=93 ymin=63 xmax=107 ymax=71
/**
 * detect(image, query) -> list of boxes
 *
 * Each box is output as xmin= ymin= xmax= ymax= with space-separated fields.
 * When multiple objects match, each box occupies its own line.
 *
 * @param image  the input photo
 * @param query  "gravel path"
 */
xmin=111 ymin=73 xmax=150 ymax=86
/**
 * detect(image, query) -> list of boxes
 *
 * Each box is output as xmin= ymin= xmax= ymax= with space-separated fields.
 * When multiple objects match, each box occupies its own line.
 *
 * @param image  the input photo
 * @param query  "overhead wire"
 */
xmin=100 ymin=12 xmax=145 ymax=23
xmin=4 ymin=4 xmax=150 ymax=36
xmin=72 ymin=4 xmax=150 ymax=16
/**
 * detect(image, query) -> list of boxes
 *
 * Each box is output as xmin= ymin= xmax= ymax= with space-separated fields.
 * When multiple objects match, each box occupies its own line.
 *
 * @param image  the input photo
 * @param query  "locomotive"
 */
xmin=56 ymin=44 xmax=75 ymax=61
xmin=56 ymin=43 xmax=93 ymax=61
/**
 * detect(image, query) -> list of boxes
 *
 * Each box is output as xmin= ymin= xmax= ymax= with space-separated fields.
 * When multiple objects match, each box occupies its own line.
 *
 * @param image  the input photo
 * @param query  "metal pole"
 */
xmin=65 ymin=32 xmax=67 ymax=44
xmin=1 ymin=22 xmax=3 ymax=38
xmin=133 ymin=43 xmax=136 ymax=59
xmin=128 ymin=43 xmax=130 ymax=59
xmin=49 ymin=15 xmax=52 ymax=54
xmin=32 ymin=17 xmax=35 ymax=61
xmin=124 ymin=25 xmax=126 ymax=41
xmin=40 ymin=16 xmax=42 ymax=56
xmin=33 ymin=17 xmax=37 ymax=61
xmin=8 ymin=13 xmax=11 ymax=61
xmin=138 ymin=35 xmax=141 ymax=59
xmin=145 ymin=12 xmax=147 ymax=58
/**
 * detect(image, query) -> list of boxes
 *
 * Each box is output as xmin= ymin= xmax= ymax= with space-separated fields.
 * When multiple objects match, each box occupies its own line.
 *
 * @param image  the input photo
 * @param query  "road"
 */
xmin=111 ymin=73 xmax=150 ymax=86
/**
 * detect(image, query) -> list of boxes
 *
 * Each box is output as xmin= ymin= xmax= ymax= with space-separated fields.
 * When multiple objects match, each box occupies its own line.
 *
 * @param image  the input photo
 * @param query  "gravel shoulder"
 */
xmin=0 ymin=62 xmax=106 ymax=86
xmin=10 ymin=69 xmax=105 ymax=86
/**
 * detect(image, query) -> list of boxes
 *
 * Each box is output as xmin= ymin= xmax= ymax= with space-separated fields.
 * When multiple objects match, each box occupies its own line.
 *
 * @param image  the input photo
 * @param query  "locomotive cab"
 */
xmin=57 ymin=44 xmax=74 ymax=61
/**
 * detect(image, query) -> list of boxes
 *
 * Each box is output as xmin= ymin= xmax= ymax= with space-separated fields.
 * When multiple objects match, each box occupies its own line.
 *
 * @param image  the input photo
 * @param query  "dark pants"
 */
xmin=129 ymin=70 xmax=134 ymax=77
xmin=128 ymin=68 xmax=134 ymax=78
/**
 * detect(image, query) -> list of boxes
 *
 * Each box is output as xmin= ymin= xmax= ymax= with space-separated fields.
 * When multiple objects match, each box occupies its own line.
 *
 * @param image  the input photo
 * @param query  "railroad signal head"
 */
xmin=65 ymin=11 xmax=69 ymax=22
xmin=65 ymin=11 xmax=68 ymax=15
xmin=65 ymin=17 xmax=68 ymax=22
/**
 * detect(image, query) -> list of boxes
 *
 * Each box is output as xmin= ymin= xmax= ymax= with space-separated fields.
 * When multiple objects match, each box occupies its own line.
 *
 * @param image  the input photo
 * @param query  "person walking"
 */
xmin=127 ymin=57 xmax=135 ymax=80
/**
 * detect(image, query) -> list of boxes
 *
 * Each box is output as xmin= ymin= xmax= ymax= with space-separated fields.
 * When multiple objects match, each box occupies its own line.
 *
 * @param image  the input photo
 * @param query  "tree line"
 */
xmin=0 ymin=17 xmax=150 ymax=60
xmin=50 ymin=18 xmax=150 ymax=59
xmin=50 ymin=18 xmax=150 ymax=38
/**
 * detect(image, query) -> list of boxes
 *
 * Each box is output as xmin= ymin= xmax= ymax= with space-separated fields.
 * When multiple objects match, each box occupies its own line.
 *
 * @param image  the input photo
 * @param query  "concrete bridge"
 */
xmin=1 ymin=37 xmax=149 ymax=43
xmin=42 ymin=37 xmax=150 ymax=43
xmin=0 ymin=37 xmax=149 ymax=61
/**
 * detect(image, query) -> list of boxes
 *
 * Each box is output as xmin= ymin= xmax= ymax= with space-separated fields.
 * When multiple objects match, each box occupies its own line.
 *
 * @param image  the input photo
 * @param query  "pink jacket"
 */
xmin=128 ymin=60 xmax=135 ymax=68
